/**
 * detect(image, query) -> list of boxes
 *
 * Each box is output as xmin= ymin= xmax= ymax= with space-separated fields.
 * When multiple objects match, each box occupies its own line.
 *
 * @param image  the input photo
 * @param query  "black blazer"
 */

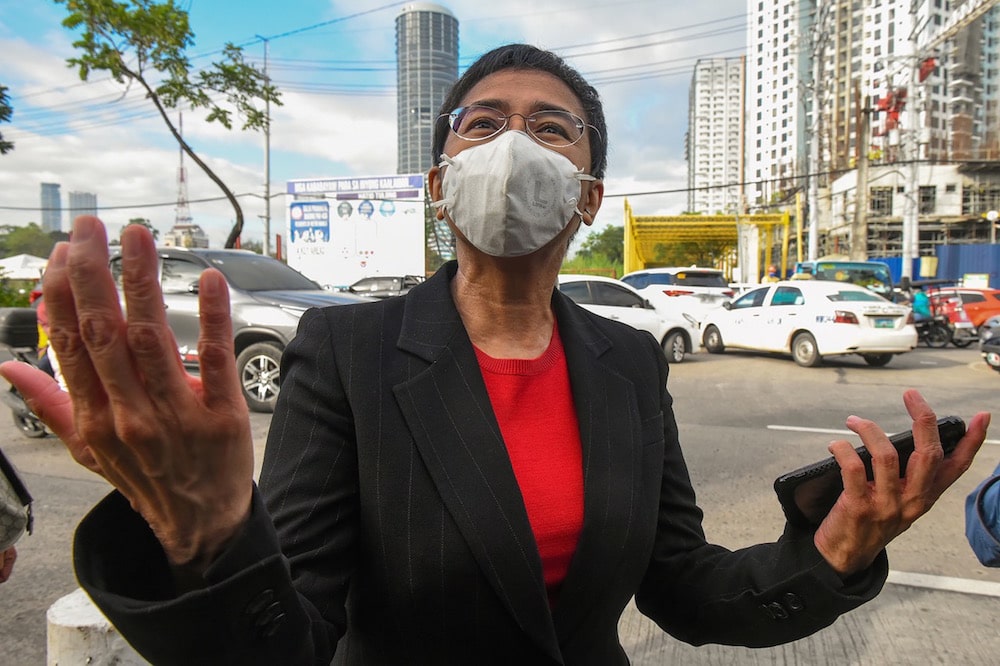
xmin=74 ymin=261 xmax=886 ymax=665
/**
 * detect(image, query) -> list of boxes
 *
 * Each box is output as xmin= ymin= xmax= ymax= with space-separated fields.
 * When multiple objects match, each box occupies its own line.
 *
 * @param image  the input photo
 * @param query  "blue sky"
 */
xmin=0 ymin=0 xmax=747 ymax=247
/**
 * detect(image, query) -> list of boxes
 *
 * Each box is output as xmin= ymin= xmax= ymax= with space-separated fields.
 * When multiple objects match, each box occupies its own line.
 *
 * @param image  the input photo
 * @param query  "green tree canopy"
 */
xmin=124 ymin=217 xmax=160 ymax=241
xmin=0 ymin=84 xmax=13 ymax=154
xmin=576 ymin=225 xmax=624 ymax=266
xmin=57 ymin=0 xmax=281 ymax=247
xmin=1 ymin=224 xmax=57 ymax=258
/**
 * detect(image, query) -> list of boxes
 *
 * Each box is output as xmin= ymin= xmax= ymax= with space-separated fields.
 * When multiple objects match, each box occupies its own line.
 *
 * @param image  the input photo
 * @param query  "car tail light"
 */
xmin=833 ymin=310 xmax=859 ymax=324
xmin=722 ymin=289 xmax=735 ymax=297
xmin=662 ymin=289 xmax=695 ymax=297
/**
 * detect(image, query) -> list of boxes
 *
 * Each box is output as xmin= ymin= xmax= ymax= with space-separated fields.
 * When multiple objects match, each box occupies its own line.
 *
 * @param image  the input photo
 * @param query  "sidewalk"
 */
xmin=620 ymin=579 xmax=1000 ymax=665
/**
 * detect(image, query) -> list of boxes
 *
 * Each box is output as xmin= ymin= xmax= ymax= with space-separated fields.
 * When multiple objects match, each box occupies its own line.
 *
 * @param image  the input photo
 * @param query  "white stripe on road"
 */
xmin=887 ymin=571 xmax=1000 ymax=598
xmin=767 ymin=424 xmax=1000 ymax=446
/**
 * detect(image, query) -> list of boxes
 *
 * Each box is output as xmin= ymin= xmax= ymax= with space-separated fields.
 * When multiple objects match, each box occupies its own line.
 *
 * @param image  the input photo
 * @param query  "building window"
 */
xmin=919 ymin=186 xmax=936 ymax=214
xmin=871 ymin=187 xmax=893 ymax=216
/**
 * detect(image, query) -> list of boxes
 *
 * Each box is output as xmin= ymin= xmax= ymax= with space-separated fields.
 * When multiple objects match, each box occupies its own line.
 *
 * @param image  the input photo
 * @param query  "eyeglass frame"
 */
xmin=436 ymin=105 xmax=602 ymax=149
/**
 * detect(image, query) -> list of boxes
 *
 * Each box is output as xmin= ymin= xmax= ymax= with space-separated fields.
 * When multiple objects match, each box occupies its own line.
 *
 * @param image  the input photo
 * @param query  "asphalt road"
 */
xmin=1 ymin=343 xmax=998 ymax=664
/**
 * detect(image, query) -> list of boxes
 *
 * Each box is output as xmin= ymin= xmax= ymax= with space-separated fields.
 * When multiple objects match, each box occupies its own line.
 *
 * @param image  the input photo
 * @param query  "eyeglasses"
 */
xmin=438 ymin=105 xmax=598 ymax=148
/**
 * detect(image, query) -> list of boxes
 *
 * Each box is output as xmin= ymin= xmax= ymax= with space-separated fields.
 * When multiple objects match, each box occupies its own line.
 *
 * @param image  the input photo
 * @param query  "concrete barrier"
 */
xmin=46 ymin=588 xmax=147 ymax=665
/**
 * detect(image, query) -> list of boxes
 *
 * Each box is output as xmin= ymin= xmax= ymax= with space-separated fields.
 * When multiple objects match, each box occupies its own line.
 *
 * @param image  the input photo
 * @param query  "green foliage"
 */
xmin=575 ymin=225 xmax=624 ymax=266
xmin=124 ymin=217 xmax=160 ymax=241
xmin=56 ymin=0 xmax=282 ymax=247
xmin=0 ymin=277 xmax=31 ymax=307
xmin=0 ymin=84 xmax=13 ymax=154
xmin=0 ymin=224 xmax=57 ymax=258
xmin=652 ymin=240 xmax=731 ymax=268
xmin=564 ymin=225 xmax=624 ymax=277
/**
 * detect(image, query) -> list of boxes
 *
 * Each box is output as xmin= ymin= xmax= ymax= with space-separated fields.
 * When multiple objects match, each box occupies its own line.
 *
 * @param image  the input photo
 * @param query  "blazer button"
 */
xmin=783 ymin=593 xmax=804 ymax=611
xmin=254 ymin=602 xmax=287 ymax=639
xmin=245 ymin=589 xmax=276 ymax=617
xmin=767 ymin=601 xmax=789 ymax=620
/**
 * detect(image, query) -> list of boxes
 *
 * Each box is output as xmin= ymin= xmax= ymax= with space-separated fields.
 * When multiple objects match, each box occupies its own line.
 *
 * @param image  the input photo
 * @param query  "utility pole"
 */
xmin=806 ymin=3 xmax=831 ymax=262
xmin=257 ymin=35 xmax=272 ymax=258
xmin=850 ymin=80 xmax=871 ymax=261
xmin=902 ymin=5 xmax=923 ymax=281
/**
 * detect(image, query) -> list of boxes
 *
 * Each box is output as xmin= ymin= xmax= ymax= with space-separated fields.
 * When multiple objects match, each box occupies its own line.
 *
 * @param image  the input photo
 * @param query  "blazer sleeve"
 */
xmin=73 ymin=308 xmax=357 ymax=666
xmin=965 ymin=460 xmax=1000 ymax=567
xmin=633 ymin=333 xmax=887 ymax=648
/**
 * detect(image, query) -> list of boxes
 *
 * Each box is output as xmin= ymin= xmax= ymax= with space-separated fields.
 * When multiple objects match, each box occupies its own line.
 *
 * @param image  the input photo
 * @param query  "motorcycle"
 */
xmin=914 ymin=314 xmax=953 ymax=348
xmin=0 ymin=307 xmax=51 ymax=438
xmin=982 ymin=326 xmax=1000 ymax=374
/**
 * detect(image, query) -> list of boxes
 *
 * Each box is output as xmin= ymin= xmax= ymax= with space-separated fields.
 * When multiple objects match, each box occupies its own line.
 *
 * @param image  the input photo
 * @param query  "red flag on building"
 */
xmin=918 ymin=57 xmax=937 ymax=82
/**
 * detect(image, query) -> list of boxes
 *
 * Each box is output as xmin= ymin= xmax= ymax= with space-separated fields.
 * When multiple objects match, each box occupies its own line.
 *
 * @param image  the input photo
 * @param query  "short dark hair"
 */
xmin=432 ymin=44 xmax=608 ymax=179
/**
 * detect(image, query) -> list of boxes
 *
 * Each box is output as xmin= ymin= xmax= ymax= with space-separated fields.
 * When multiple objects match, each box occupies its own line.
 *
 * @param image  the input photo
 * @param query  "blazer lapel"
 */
xmin=548 ymin=293 xmax=645 ymax=641
xmin=392 ymin=263 xmax=562 ymax=662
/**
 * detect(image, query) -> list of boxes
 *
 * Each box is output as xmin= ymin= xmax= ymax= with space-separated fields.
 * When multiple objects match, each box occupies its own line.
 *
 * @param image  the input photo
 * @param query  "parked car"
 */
xmin=926 ymin=287 xmax=1000 ymax=330
xmin=556 ymin=274 xmax=699 ymax=363
xmin=109 ymin=247 xmax=373 ymax=413
xmin=621 ymin=266 xmax=735 ymax=324
xmin=346 ymin=275 xmax=425 ymax=299
xmin=700 ymin=280 xmax=917 ymax=367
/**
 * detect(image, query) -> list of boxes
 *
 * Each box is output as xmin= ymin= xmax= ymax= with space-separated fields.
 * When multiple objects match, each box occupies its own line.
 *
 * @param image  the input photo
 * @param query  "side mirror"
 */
xmin=722 ymin=301 xmax=733 ymax=310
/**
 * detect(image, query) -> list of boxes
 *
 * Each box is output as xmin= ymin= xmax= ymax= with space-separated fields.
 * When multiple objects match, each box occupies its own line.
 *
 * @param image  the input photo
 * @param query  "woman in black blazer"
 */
xmin=1 ymin=44 xmax=991 ymax=665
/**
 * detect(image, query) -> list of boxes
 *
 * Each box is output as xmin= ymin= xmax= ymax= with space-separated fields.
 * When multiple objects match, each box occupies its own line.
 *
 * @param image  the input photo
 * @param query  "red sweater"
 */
xmin=474 ymin=326 xmax=584 ymax=607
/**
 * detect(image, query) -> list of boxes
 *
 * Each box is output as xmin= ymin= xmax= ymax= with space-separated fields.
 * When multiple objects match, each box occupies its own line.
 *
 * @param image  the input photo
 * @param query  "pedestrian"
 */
xmin=966 ymin=460 xmax=1000 ymax=567
xmin=0 ymin=44 xmax=991 ymax=665
xmin=765 ymin=265 xmax=780 ymax=282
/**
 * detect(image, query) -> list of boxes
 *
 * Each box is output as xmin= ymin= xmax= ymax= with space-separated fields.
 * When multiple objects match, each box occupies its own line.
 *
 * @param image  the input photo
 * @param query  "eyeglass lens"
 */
xmin=446 ymin=105 xmax=586 ymax=146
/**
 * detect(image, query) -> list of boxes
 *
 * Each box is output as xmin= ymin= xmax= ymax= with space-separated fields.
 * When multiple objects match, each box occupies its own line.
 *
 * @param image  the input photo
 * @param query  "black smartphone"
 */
xmin=773 ymin=416 xmax=966 ymax=528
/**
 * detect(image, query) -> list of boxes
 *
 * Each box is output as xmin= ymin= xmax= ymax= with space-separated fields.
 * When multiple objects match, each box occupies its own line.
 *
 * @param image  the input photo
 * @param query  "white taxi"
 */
xmin=700 ymin=280 xmax=917 ymax=367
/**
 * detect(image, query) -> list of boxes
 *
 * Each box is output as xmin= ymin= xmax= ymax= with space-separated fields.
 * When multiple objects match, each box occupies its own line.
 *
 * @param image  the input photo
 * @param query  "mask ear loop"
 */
xmin=430 ymin=154 xmax=457 ymax=219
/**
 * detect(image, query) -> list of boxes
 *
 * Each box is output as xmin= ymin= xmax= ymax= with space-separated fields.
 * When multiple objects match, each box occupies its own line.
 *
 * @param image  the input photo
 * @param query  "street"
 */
xmin=2 ymin=344 xmax=998 ymax=664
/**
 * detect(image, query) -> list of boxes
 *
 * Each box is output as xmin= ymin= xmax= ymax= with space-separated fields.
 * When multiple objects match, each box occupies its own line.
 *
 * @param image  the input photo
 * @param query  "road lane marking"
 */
xmin=887 ymin=571 xmax=1000 ymax=598
xmin=768 ymin=424 xmax=1000 ymax=446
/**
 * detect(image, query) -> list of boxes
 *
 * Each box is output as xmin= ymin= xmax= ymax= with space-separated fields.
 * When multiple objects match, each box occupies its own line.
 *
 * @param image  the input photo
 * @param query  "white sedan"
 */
xmin=557 ymin=274 xmax=700 ymax=363
xmin=700 ymin=280 xmax=917 ymax=367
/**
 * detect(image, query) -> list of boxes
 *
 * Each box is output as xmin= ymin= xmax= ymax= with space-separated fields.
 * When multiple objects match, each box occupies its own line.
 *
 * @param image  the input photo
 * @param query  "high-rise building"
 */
xmin=68 ymin=191 xmax=98 ymax=224
xmin=395 ymin=3 xmax=458 ymax=175
xmin=686 ymin=57 xmax=745 ymax=214
xmin=40 ymin=182 xmax=62 ymax=233
xmin=745 ymin=0 xmax=812 ymax=208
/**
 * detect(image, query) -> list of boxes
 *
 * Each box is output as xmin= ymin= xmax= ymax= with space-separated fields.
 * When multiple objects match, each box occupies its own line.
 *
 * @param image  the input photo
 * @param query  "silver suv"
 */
xmin=109 ymin=247 xmax=372 ymax=412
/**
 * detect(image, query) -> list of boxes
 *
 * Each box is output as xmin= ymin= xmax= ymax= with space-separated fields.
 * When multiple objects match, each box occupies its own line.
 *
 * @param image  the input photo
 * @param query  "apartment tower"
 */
xmin=68 ymin=191 xmax=98 ymax=224
xmin=687 ymin=57 xmax=746 ymax=214
xmin=395 ymin=3 xmax=458 ymax=174
xmin=40 ymin=182 xmax=62 ymax=233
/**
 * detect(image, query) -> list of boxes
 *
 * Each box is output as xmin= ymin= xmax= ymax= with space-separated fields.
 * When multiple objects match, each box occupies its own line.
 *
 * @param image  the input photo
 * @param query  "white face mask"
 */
xmin=431 ymin=131 xmax=597 ymax=257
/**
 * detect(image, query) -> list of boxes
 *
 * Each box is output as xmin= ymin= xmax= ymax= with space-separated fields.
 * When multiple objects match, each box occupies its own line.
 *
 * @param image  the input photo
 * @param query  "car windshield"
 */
xmin=811 ymin=263 xmax=892 ymax=296
xmin=207 ymin=253 xmax=321 ymax=291
xmin=646 ymin=272 xmax=727 ymax=288
xmin=826 ymin=290 xmax=887 ymax=303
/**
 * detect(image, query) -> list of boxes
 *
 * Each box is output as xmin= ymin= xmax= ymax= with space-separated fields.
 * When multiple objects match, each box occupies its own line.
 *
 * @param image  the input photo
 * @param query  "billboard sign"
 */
xmin=285 ymin=174 xmax=425 ymax=288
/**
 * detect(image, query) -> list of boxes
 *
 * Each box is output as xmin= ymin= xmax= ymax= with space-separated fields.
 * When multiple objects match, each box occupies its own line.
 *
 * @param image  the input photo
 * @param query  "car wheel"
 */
xmin=951 ymin=337 xmax=974 ymax=348
xmin=923 ymin=323 xmax=951 ymax=348
xmin=703 ymin=325 xmax=725 ymax=353
xmin=986 ymin=350 xmax=1000 ymax=369
xmin=862 ymin=353 xmax=892 ymax=367
xmin=12 ymin=410 xmax=48 ymax=438
xmin=662 ymin=331 xmax=686 ymax=363
xmin=236 ymin=342 xmax=282 ymax=413
xmin=791 ymin=332 xmax=821 ymax=367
